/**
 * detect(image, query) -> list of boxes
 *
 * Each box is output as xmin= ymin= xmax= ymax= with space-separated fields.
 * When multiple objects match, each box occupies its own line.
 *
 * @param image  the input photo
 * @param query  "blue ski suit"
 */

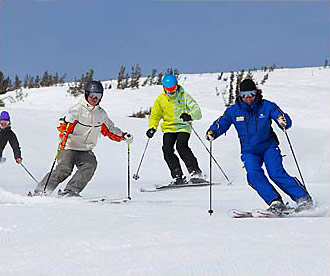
xmin=208 ymin=93 xmax=310 ymax=205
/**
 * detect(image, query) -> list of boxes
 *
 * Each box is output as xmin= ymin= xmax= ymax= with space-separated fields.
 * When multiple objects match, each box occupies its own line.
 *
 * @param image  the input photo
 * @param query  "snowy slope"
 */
xmin=0 ymin=67 xmax=329 ymax=276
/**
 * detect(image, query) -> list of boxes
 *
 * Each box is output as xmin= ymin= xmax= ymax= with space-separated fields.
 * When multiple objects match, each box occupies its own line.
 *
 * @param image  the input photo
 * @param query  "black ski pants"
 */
xmin=162 ymin=132 xmax=201 ymax=178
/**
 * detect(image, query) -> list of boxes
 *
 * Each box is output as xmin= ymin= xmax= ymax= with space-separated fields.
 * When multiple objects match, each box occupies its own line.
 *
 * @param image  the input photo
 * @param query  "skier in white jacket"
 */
xmin=34 ymin=81 xmax=133 ymax=196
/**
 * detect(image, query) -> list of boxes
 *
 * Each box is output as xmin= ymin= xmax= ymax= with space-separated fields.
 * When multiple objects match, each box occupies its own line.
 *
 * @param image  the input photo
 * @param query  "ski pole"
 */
xmin=190 ymin=125 xmax=232 ymax=184
xmin=127 ymin=142 xmax=132 ymax=200
xmin=208 ymin=141 xmax=214 ymax=216
xmin=132 ymin=138 xmax=150 ymax=180
xmin=20 ymin=163 xmax=39 ymax=184
xmin=284 ymin=128 xmax=306 ymax=187
xmin=43 ymin=123 xmax=70 ymax=192
xmin=43 ymin=151 xmax=59 ymax=193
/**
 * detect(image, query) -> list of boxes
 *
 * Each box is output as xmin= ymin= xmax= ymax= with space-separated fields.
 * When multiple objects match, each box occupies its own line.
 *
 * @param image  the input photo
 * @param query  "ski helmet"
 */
xmin=0 ymin=111 xmax=10 ymax=121
xmin=162 ymin=74 xmax=178 ymax=88
xmin=84 ymin=81 xmax=104 ymax=101
xmin=239 ymin=79 xmax=256 ymax=92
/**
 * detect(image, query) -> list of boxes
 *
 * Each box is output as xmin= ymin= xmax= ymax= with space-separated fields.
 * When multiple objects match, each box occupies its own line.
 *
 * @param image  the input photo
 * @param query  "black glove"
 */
xmin=146 ymin=128 xmax=156 ymax=138
xmin=180 ymin=113 xmax=192 ymax=122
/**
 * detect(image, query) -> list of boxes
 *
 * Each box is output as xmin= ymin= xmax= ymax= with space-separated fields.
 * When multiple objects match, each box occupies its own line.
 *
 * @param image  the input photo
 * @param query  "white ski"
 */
xmin=140 ymin=182 xmax=221 ymax=192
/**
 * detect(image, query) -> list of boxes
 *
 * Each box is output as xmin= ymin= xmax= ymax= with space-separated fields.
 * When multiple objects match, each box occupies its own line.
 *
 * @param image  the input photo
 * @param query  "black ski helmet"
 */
xmin=239 ymin=79 xmax=256 ymax=92
xmin=84 ymin=81 xmax=104 ymax=102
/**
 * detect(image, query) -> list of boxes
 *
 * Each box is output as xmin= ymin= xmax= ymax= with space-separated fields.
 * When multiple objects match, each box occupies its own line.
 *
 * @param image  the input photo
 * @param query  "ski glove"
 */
xmin=123 ymin=132 xmax=133 ymax=144
xmin=205 ymin=130 xmax=215 ymax=141
xmin=180 ymin=113 xmax=192 ymax=122
xmin=15 ymin=157 xmax=22 ymax=164
xmin=277 ymin=115 xmax=287 ymax=129
xmin=146 ymin=128 xmax=156 ymax=138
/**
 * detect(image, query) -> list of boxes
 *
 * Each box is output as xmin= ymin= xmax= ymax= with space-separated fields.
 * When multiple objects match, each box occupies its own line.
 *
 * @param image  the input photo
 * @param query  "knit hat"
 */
xmin=240 ymin=79 xmax=256 ymax=92
xmin=0 ymin=111 xmax=10 ymax=121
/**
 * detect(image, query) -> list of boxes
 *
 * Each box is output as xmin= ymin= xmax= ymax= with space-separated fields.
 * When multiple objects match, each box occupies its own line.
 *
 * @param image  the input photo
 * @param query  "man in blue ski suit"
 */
xmin=206 ymin=79 xmax=312 ymax=214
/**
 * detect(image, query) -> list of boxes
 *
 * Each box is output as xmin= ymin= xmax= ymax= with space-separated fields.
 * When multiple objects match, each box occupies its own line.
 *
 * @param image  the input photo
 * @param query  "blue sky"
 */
xmin=0 ymin=0 xmax=329 ymax=81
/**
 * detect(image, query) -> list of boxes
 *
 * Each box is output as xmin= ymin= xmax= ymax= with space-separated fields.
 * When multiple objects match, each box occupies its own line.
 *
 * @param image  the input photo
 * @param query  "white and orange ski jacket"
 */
xmin=58 ymin=97 xmax=124 ymax=151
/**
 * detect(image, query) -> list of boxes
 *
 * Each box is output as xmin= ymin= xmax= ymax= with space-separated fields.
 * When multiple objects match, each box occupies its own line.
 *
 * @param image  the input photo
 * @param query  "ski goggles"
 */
xmin=240 ymin=90 xmax=256 ymax=98
xmin=164 ymin=85 xmax=177 ymax=95
xmin=0 ymin=120 xmax=10 ymax=127
xmin=88 ymin=92 xmax=103 ymax=100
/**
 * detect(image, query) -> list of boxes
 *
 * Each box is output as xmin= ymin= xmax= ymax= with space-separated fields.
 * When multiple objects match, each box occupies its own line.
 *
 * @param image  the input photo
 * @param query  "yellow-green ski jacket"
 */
xmin=149 ymin=85 xmax=202 ymax=133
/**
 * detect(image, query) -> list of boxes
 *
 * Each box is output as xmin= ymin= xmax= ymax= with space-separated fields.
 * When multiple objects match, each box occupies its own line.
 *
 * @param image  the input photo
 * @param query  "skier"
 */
xmin=206 ymin=79 xmax=313 ymax=214
xmin=0 ymin=111 xmax=22 ymax=164
xmin=146 ymin=74 xmax=204 ymax=185
xmin=33 ymin=81 xmax=133 ymax=196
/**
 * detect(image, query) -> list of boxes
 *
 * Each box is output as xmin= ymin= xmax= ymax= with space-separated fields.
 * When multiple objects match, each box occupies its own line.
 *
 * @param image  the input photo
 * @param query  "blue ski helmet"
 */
xmin=0 ymin=111 xmax=10 ymax=121
xmin=162 ymin=74 xmax=178 ymax=88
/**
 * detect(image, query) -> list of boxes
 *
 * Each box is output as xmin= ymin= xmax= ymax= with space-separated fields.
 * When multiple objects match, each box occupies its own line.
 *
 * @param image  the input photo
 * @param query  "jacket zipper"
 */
xmin=245 ymin=117 xmax=249 ymax=135
xmin=84 ymin=108 xmax=95 ymax=144
xmin=255 ymin=116 xmax=258 ymax=132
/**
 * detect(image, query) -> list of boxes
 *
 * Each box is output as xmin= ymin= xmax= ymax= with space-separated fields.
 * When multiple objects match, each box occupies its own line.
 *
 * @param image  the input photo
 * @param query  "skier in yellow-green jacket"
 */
xmin=146 ymin=74 xmax=205 ymax=185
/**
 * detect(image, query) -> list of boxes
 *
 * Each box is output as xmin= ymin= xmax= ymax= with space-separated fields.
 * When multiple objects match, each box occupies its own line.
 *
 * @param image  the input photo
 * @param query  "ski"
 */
xmin=229 ymin=208 xmax=294 ymax=218
xmin=27 ymin=191 xmax=46 ymax=197
xmin=229 ymin=209 xmax=253 ymax=218
xmin=251 ymin=208 xmax=295 ymax=218
xmin=27 ymin=191 xmax=130 ymax=204
xmin=229 ymin=206 xmax=323 ymax=218
xmin=140 ymin=182 xmax=221 ymax=193
xmin=85 ymin=197 xmax=130 ymax=204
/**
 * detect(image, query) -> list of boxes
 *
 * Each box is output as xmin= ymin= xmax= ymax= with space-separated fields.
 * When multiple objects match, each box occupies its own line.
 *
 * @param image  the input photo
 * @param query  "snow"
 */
xmin=1 ymin=67 xmax=329 ymax=276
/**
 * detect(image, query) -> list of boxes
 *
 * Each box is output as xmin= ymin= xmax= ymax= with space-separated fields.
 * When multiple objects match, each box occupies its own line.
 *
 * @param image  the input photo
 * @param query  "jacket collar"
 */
xmin=79 ymin=97 xmax=98 ymax=111
xmin=236 ymin=93 xmax=263 ymax=114
xmin=0 ymin=126 xmax=11 ymax=133
xmin=163 ymin=85 xmax=184 ymax=99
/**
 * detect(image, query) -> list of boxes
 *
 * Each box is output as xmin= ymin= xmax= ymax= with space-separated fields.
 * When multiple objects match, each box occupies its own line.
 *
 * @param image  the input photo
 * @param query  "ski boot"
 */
xmin=58 ymin=189 xmax=81 ymax=198
xmin=170 ymin=175 xmax=187 ymax=186
xmin=296 ymin=196 xmax=313 ymax=212
xmin=267 ymin=200 xmax=288 ymax=216
xmin=189 ymin=170 xmax=206 ymax=184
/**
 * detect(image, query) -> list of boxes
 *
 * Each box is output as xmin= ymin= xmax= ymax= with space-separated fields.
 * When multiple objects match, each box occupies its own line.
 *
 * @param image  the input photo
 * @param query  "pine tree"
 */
xmin=156 ymin=72 xmax=164 ymax=85
xmin=80 ymin=69 xmax=94 ymax=91
xmin=123 ymin=72 xmax=130 ymax=89
xmin=245 ymin=70 xmax=253 ymax=80
xmin=12 ymin=75 xmax=22 ymax=90
xmin=34 ymin=75 xmax=40 ymax=88
xmin=40 ymin=71 xmax=51 ymax=87
xmin=228 ymin=71 xmax=235 ymax=106
xmin=53 ymin=72 xmax=59 ymax=85
xmin=260 ymin=73 xmax=269 ymax=84
xmin=117 ymin=66 xmax=126 ymax=90
xmin=166 ymin=68 xmax=173 ymax=75
xmin=173 ymin=69 xmax=179 ymax=79
xmin=131 ymin=64 xmax=141 ymax=89
xmin=0 ymin=71 xmax=11 ymax=94
xmin=142 ymin=76 xmax=150 ymax=87
xmin=218 ymin=72 xmax=224 ymax=81
xmin=149 ymin=69 xmax=157 ymax=85
xmin=67 ymin=79 xmax=81 ymax=97
xmin=23 ymin=74 xmax=31 ymax=88
xmin=235 ymin=70 xmax=244 ymax=98
xmin=59 ymin=74 xmax=66 ymax=85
